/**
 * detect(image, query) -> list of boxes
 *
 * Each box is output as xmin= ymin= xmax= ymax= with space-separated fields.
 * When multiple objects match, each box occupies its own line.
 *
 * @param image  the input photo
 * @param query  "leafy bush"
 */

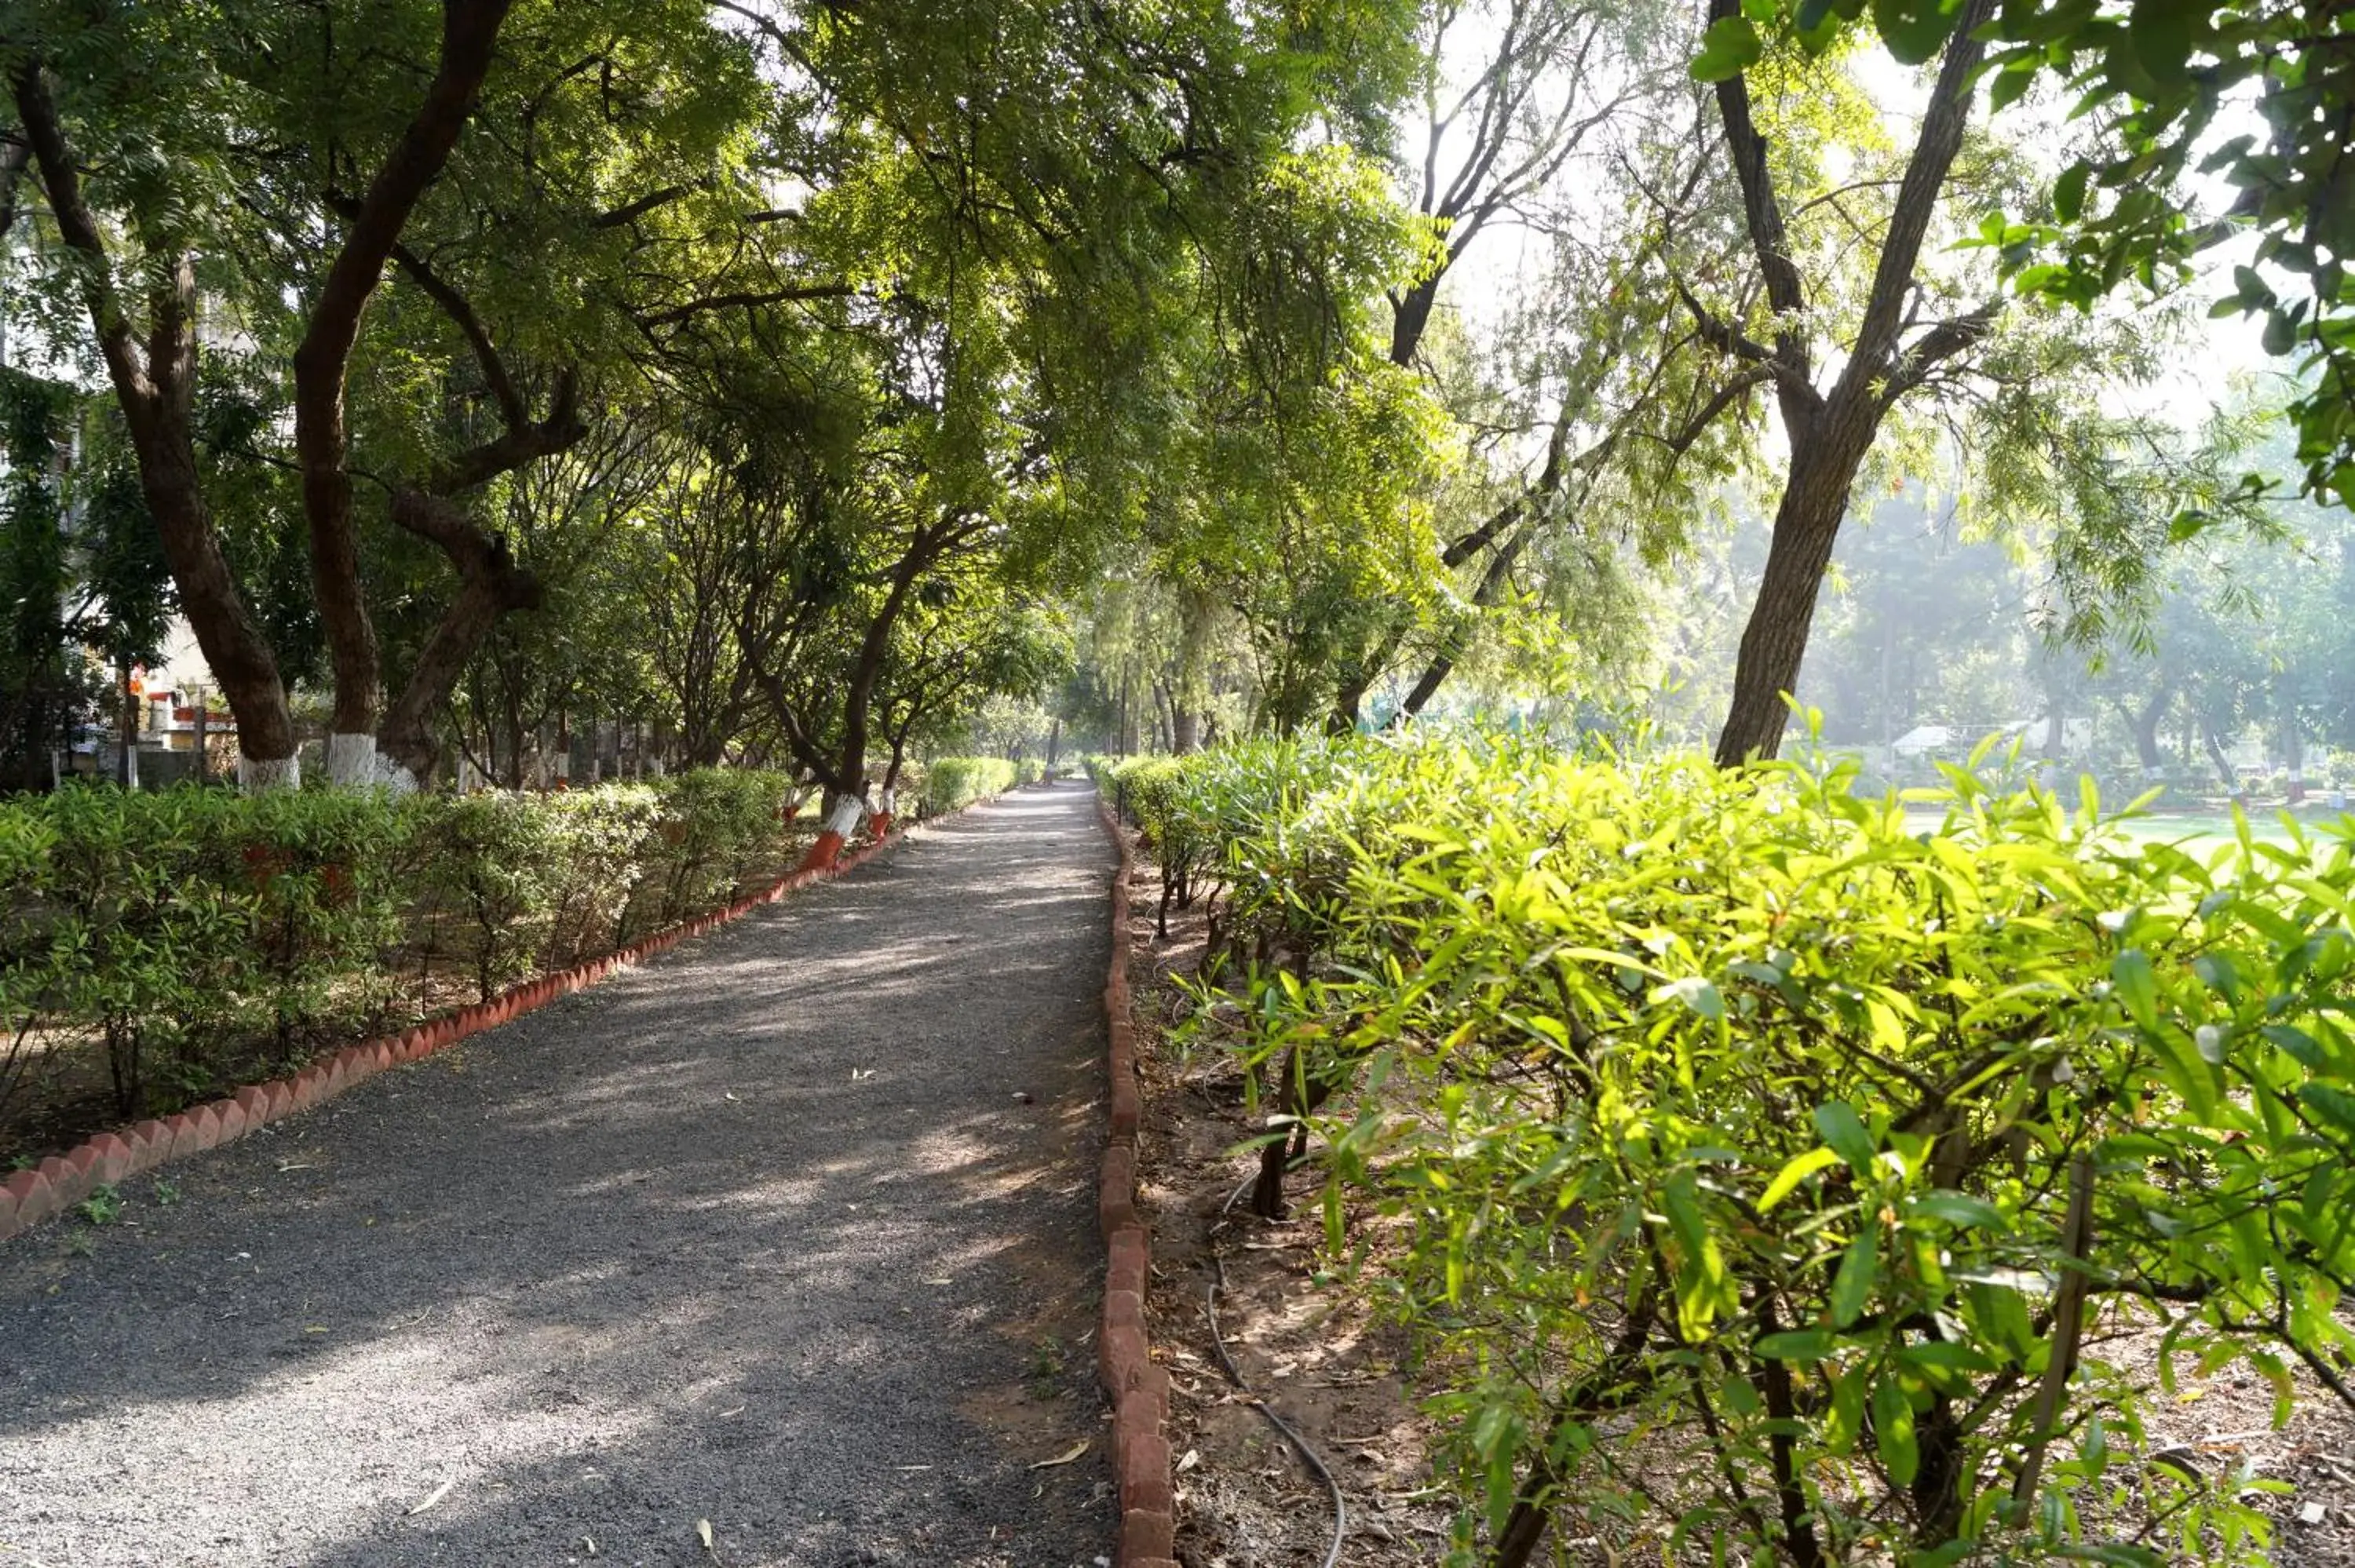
xmin=644 ymin=768 xmax=795 ymax=924
xmin=916 ymin=756 xmax=1017 ymax=816
xmin=2 ymin=787 xmax=411 ymax=1118
xmin=1159 ymin=732 xmax=2355 ymax=1567
xmin=0 ymin=770 xmax=803 ymax=1143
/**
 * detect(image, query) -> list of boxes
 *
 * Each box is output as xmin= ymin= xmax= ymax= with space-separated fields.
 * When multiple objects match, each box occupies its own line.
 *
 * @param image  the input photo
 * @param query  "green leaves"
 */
xmin=1871 ymin=0 xmax=1962 ymax=64
xmin=1689 ymin=16 xmax=1764 ymax=81
xmin=1662 ymin=1169 xmax=1739 ymax=1340
xmin=1652 ymin=975 xmax=1725 ymax=1020
xmin=1830 ymin=1228 xmax=1879 ymax=1327
xmin=2125 ymin=0 xmax=2199 ymax=89
xmin=1872 ymin=1374 xmax=1919 ymax=1484
xmin=1814 ymin=1101 xmax=1877 ymax=1172
xmin=1755 ymin=1328 xmax=1838 ymax=1362
xmin=2110 ymin=948 xmax=2160 ymax=1029
xmin=1759 ymin=1146 xmax=1842 ymax=1211
xmin=1155 ymin=731 xmax=2355 ymax=1568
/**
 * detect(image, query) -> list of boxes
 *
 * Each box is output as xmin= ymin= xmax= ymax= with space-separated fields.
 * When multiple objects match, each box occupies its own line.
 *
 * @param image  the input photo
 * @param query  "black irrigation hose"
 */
xmin=1206 ymin=1174 xmax=1347 ymax=1568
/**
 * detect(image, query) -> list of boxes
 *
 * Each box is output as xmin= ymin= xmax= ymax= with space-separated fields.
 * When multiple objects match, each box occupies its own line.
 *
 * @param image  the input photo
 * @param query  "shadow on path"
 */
xmin=0 ymin=784 xmax=1113 ymax=1568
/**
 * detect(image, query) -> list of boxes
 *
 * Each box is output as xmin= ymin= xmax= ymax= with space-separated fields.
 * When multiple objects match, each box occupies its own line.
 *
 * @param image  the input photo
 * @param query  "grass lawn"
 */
xmin=1899 ymin=803 xmax=2353 ymax=857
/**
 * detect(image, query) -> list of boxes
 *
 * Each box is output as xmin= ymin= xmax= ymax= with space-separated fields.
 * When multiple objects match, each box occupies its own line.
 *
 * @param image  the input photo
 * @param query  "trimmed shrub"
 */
xmin=915 ymin=757 xmax=1016 ymax=816
xmin=0 ymin=770 xmax=804 ymax=1148
xmin=1156 ymin=732 xmax=2355 ymax=1567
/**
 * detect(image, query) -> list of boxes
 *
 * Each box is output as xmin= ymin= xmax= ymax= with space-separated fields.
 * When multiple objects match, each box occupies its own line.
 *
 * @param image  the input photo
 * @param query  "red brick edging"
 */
xmin=1096 ymin=794 xmax=1177 ymax=1568
xmin=0 ymin=795 xmax=1000 ymax=1247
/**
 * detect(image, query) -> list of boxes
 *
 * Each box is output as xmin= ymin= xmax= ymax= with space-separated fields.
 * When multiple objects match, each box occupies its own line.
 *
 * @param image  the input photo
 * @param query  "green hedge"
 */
xmin=0 ymin=771 xmax=800 ymax=1143
xmin=914 ymin=757 xmax=1017 ymax=816
xmin=1152 ymin=732 xmax=2355 ymax=1566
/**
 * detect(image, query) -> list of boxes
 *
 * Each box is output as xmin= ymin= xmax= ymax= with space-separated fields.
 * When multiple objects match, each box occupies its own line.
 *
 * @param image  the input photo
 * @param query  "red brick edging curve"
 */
xmin=1096 ymin=794 xmax=1178 ymax=1568
xmin=0 ymin=793 xmax=1009 ymax=1247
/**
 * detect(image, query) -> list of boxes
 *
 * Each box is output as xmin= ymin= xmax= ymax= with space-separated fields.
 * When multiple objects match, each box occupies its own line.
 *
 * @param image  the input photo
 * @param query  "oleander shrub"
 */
xmin=1159 ymin=731 xmax=2355 ymax=1568
xmin=918 ymin=756 xmax=1017 ymax=815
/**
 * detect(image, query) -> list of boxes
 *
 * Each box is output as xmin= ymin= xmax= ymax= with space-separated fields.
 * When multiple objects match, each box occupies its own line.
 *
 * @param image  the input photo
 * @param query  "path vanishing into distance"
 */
xmin=0 ymin=786 xmax=1115 ymax=1568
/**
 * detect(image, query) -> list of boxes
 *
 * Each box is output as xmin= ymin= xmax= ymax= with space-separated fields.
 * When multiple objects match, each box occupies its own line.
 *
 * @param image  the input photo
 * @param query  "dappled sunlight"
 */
xmin=0 ymin=786 xmax=1115 ymax=1568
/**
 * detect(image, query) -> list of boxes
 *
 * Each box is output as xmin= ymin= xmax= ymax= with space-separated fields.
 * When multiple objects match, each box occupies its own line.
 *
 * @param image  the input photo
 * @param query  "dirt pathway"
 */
xmin=0 ymin=784 xmax=1114 ymax=1568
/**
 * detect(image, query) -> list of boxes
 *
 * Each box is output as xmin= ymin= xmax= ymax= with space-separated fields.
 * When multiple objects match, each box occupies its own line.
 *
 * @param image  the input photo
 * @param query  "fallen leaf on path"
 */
xmin=1028 ymin=1439 xmax=1090 ymax=1470
xmin=406 ymin=1479 xmax=453 ymax=1516
xmin=696 ymin=1519 xmax=714 ymax=1550
xmin=851 ymin=1068 xmax=874 ymax=1081
xmin=716 ymin=1406 xmax=745 ymax=1418
xmin=923 ymin=1278 xmax=952 ymax=1286
xmin=1177 ymin=1449 xmax=1200 ymax=1473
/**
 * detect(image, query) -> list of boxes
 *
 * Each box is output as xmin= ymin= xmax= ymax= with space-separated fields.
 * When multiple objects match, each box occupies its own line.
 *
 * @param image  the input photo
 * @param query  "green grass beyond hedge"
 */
xmin=1110 ymin=732 xmax=2355 ymax=1568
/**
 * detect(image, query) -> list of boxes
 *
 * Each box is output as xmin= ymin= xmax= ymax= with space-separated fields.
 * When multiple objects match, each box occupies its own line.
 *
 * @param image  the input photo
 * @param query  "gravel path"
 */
xmin=0 ymin=784 xmax=1115 ymax=1568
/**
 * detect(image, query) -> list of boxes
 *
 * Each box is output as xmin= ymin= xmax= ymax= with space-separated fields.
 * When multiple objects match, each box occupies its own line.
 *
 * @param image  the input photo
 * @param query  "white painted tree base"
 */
xmin=327 ymin=733 xmax=418 ymax=794
xmin=237 ymin=753 xmax=301 ymax=792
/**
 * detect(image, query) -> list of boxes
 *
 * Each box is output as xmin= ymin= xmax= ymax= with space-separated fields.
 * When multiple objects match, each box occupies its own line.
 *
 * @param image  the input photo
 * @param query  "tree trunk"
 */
xmin=1390 ymin=272 xmax=1441 ymax=369
xmin=11 ymin=64 xmax=300 ymax=786
xmin=2203 ymin=728 xmax=2240 ymax=793
xmin=1705 ymin=0 xmax=1992 ymax=768
xmin=1398 ymin=523 xmax=1532 ymax=724
xmin=117 ymin=658 xmax=136 ymax=787
xmin=831 ymin=534 xmax=935 ymax=800
xmin=1713 ymin=443 xmax=1861 ymax=765
xmin=2116 ymin=690 xmax=2168 ymax=773
xmin=375 ymin=567 xmax=541 ymax=783
xmin=298 ymin=0 xmax=517 ymax=786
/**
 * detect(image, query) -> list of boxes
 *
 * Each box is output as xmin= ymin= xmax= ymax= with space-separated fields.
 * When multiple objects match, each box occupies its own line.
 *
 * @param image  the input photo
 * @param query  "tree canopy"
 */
xmin=0 ymin=0 xmax=2338 ymax=790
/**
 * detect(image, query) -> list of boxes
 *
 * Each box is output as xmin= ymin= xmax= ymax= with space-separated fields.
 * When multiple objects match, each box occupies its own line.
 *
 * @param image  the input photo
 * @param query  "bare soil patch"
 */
xmin=1117 ymin=848 xmax=1455 ymax=1568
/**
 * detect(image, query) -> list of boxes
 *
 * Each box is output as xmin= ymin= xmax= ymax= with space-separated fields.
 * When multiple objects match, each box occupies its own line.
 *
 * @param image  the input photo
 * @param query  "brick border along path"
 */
xmin=0 ymin=784 xmax=1115 ymax=1568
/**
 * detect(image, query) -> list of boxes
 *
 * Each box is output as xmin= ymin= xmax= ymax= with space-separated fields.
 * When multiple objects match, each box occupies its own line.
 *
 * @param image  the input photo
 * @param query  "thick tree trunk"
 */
xmin=296 ymin=0 xmax=515 ymax=783
xmin=375 ymin=563 xmax=541 ymax=783
xmin=11 ymin=63 xmax=300 ymax=786
xmin=351 ymin=487 xmax=544 ymax=786
xmin=1713 ymin=435 xmax=1866 ymax=766
xmin=1389 ymin=273 xmax=1441 ymax=368
xmin=1704 ymin=0 xmax=1992 ymax=768
xmin=831 ymin=540 xmax=933 ymax=800
xmin=1174 ymin=587 xmax=1214 ymax=750
xmin=128 ymin=407 xmax=301 ymax=783
xmin=2116 ymin=691 xmax=2168 ymax=773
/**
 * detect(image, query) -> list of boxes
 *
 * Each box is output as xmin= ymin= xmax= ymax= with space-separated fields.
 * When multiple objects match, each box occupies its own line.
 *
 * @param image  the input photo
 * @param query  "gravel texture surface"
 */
xmin=0 ymin=784 xmax=1115 ymax=1568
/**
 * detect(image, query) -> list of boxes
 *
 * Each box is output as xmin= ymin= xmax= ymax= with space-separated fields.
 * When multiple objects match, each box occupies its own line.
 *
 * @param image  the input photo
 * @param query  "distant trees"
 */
xmin=2 ymin=0 xmax=1441 ymax=792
